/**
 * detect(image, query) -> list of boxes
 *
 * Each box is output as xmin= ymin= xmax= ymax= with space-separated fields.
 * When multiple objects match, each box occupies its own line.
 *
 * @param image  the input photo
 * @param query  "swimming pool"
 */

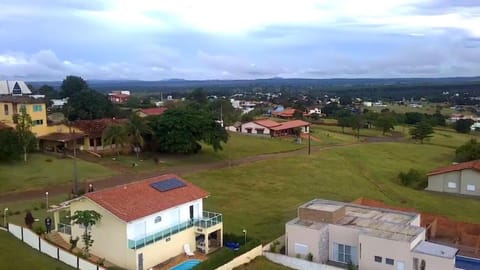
xmin=170 ymin=259 xmax=201 ymax=270
xmin=456 ymin=255 xmax=480 ymax=270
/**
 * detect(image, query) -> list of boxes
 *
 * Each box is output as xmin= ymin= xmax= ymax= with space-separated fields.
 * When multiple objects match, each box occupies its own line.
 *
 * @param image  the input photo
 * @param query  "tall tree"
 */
xmin=0 ymin=129 xmax=22 ymax=162
xmin=13 ymin=107 xmax=36 ymax=162
xmin=375 ymin=115 xmax=396 ymax=135
xmin=64 ymin=90 xmax=116 ymax=121
xmin=71 ymin=210 xmax=102 ymax=257
xmin=207 ymin=99 xmax=241 ymax=126
xmin=350 ymin=114 xmax=365 ymax=138
xmin=188 ymin=88 xmax=208 ymax=104
xmin=336 ymin=109 xmax=352 ymax=133
xmin=102 ymin=124 xmax=128 ymax=157
xmin=37 ymin=85 xmax=59 ymax=100
xmin=125 ymin=114 xmax=152 ymax=159
xmin=61 ymin=76 xmax=88 ymax=98
xmin=409 ymin=121 xmax=434 ymax=144
xmin=149 ymin=108 xmax=228 ymax=154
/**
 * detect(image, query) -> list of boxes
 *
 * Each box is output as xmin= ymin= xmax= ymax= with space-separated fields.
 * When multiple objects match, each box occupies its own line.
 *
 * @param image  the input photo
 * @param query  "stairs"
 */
xmin=45 ymin=232 xmax=71 ymax=251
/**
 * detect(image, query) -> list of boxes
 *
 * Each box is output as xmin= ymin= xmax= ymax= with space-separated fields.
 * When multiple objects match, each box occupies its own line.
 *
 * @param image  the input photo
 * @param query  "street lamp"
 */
xmin=242 ymin=229 xmax=247 ymax=245
xmin=45 ymin=191 xmax=49 ymax=210
xmin=3 ymin=208 xmax=8 ymax=228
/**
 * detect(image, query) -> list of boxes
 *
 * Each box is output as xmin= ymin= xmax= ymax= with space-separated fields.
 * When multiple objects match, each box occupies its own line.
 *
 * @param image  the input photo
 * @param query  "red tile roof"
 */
xmin=71 ymin=118 xmax=127 ymax=137
xmin=427 ymin=160 xmax=480 ymax=176
xmin=273 ymin=108 xmax=297 ymax=118
xmin=0 ymin=122 xmax=12 ymax=130
xmin=270 ymin=120 xmax=310 ymax=131
xmin=139 ymin=107 xmax=168 ymax=116
xmin=254 ymin=119 xmax=281 ymax=128
xmin=84 ymin=174 xmax=209 ymax=222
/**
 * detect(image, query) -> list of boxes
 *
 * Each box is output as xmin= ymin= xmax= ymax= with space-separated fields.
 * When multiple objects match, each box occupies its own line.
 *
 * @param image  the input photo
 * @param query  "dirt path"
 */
xmin=0 ymin=135 xmax=405 ymax=204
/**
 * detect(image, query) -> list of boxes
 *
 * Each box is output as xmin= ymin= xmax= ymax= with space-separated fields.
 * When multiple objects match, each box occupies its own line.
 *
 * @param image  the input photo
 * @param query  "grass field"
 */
xmin=234 ymin=256 xmax=293 ymax=270
xmin=312 ymin=124 xmax=389 ymax=137
xmin=368 ymin=103 xmax=455 ymax=115
xmin=97 ymin=132 xmax=305 ymax=172
xmin=0 ymin=230 xmax=75 ymax=270
xmin=186 ymin=142 xmax=480 ymax=242
xmin=425 ymin=128 xmax=479 ymax=148
xmin=0 ymin=154 xmax=116 ymax=193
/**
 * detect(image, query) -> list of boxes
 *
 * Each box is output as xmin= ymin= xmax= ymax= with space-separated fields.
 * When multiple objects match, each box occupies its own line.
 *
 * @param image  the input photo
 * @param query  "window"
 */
xmin=420 ymin=259 xmax=426 ymax=270
xmin=467 ymin=184 xmax=476 ymax=191
xmin=386 ymin=258 xmax=394 ymax=265
xmin=33 ymin=104 xmax=42 ymax=112
xmin=32 ymin=119 xmax=43 ymax=126
xmin=246 ymin=128 xmax=252 ymax=134
xmin=294 ymin=243 xmax=308 ymax=255
xmin=447 ymin=181 xmax=457 ymax=188
xmin=4 ymin=104 xmax=8 ymax=115
xmin=154 ymin=216 xmax=162 ymax=223
xmin=374 ymin=256 xmax=382 ymax=263
xmin=334 ymin=243 xmax=355 ymax=264
xmin=256 ymin=128 xmax=264 ymax=135
xmin=413 ymin=257 xmax=419 ymax=270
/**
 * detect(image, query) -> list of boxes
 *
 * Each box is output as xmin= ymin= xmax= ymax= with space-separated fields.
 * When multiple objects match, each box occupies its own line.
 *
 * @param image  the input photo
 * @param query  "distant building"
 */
xmin=137 ymin=107 xmax=168 ymax=118
xmin=240 ymin=119 xmax=310 ymax=137
xmin=0 ymin=96 xmax=48 ymax=136
xmin=50 ymin=98 xmax=69 ymax=109
xmin=108 ymin=90 xmax=131 ymax=104
xmin=0 ymin=80 xmax=32 ymax=95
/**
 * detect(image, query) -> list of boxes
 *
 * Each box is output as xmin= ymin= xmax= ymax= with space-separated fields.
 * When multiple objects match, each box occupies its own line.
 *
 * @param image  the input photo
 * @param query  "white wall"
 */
xmin=265 ymin=252 xmax=344 ymax=270
xmin=240 ymin=122 xmax=271 ymax=135
xmin=127 ymin=199 xmax=203 ymax=240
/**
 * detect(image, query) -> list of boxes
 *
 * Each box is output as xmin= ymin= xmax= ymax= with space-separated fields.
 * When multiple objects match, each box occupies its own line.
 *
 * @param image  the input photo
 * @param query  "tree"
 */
xmin=409 ymin=121 xmax=434 ymax=144
xmin=375 ymin=115 xmax=396 ymax=135
xmin=207 ymin=99 xmax=241 ymax=126
xmin=64 ymin=90 xmax=116 ymax=121
xmin=0 ymin=129 xmax=22 ymax=162
xmin=61 ymin=76 xmax=88 ymax=98
xmin=102 ymin=124 xmax=128 ymax=157
xmin=71 ymin=210 xmax=102 ymax=256
xmin=454 ymin=119 xmax=474 ymax=134
xmin=124 ymin=114 xmax=152 ymax=159
xmin=335 ymin=109 xmax=352 ymax=133
xmin=455 ymin=139 xmax=480 ymax=162
xmin=339 ymin=96 xmax=352 ymax=106
xmin=350 ymin=115 xmax=365 ymax=138
xmin=37 ymin=85 xmax=59 ymax=100
xmin=148 ymin=108 xmax=228 ymax=154
xmin=404 ymin=112 xmax=424 ymax=125
xmin=124 ymin=95 xmax=142 ymax=108
xmin=13 ymin=107 xmax=36 ymax=162
xmin=187 ymin=88 xmax=208 ymax=104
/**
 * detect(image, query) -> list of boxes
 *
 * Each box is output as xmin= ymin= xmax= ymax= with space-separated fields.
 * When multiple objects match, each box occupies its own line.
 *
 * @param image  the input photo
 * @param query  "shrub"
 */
xmin=307 ymin=253 xmax=313 ymax=261
xmin=97 ymin=258 xmax=105 ymax=266
xmin=279 ymin=245 xmax=286 ymax=254
xmin=39 ymin=202 xmax=46 ymax=209
xmin=34 ymin=226 xmax=45 ymax=235
xmin=33 ymin=206 xmax=39 ymax=211
xmin=69 ymin=236 xmax=79 ymax=251
xmin=45 ymin=158 xmax=53 ymax=162
xmin=398 ymin=169 xmax=427 ymax=190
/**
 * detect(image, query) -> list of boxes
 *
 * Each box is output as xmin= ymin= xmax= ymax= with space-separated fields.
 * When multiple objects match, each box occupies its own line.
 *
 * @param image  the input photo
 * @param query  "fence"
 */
xmin=7 ymin=223 xmax=105 ymax=270
xmin=264 ymin=252 xmax=344 ymax=270
xmin=215 ymin=244 xmax=263 ymax=270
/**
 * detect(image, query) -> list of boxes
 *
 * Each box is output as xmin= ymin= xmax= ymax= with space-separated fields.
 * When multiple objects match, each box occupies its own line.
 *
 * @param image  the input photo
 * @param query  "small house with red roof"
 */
xmin=137 ymin=107 xmax=168 ymax=118
xmin=272 ymin=108 xmax=298 ymax=119
xmin=49 ymin=174 xmax=223 ymax=270
xmin=426 ymin=160 xmax=480 ymax=196
xmin=240 ymin=119 xmax=310 ymax=137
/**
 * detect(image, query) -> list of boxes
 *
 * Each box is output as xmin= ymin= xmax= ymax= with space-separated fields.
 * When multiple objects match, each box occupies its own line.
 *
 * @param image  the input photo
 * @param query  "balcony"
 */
xmin=128 ymin=211 xmax=222 ymax=249
xmin=57 ymin=223 xmax=72 ymax=235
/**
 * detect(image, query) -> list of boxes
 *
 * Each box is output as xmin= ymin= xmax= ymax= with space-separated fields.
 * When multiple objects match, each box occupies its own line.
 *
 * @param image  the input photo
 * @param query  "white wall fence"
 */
xmin=264 ymin=252 xmax=344 ymax=270
xmin=215 ymin=244 xmax=263 ymax=270
xmin=7 ymin=223 xmax=105 ymax=270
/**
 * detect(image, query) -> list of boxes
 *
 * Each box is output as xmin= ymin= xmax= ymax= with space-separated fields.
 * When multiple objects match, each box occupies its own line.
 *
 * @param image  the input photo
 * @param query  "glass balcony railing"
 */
xmin=127 ymin=211 xmax=222 ymax=249
xmin=57 ymin=223 xmax=71 ymax=235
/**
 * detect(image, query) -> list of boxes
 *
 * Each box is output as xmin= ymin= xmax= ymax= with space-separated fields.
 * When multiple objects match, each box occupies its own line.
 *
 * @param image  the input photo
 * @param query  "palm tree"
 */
xmin=102 ymin=124 xmax=127 ymax=157
xmin=125 ymin=114 xmax=152 ymax=159
xmin=71 ymin=210 xmax=102 ymax=256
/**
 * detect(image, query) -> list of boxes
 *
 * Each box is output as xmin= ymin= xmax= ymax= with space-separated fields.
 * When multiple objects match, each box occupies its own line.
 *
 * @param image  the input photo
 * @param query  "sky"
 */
xmin=0 ymin=0 xmax=479 ymax=81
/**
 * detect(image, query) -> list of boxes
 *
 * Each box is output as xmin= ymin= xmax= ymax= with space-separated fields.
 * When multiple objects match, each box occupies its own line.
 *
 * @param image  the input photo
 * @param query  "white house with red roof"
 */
xmin=49 ymin=174 xmax=223 ymax=270
xmin=240 ymin=119 xmax=310 ymax=137
xmin=426 ymin=160 xmax=480 ymax=197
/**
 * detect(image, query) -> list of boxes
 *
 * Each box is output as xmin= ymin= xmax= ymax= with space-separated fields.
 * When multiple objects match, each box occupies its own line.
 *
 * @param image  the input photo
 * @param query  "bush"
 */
xmin=34 ymin=226 xmax=45 ymax=235
xmin=398 ymin=169 xmax=427 ymax=189
xmin=307 ymin=253 xmax=313 ymax=261
xmin=193 ymin=237 xmax=261 ymax=270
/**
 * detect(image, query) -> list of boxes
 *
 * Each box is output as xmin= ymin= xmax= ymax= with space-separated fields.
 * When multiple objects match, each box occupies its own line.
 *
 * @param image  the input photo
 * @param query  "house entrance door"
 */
xmin=190 ymin=205 xmax=194 ymax=220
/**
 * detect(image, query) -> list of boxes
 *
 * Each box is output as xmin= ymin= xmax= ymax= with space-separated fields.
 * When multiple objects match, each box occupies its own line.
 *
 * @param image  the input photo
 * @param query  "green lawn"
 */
xmin=311 ymin=124 xmax=390 ymax=138
xmin=368 ymin=103 xmax=455 ymax=115
xmin=425 ymin=128 xmax=479 ymax=148
xmin=0 ymin=154 xmax=116 ymax=193
xmin=0 ymin=230 xmax=75 ymax=270
xmin=97 ymin=132 xmax=305 ymax=171
xmin=186 ymin=142 xmax=480 ymax=242
xmin=234 ymin=256 xmax=293 ymax=270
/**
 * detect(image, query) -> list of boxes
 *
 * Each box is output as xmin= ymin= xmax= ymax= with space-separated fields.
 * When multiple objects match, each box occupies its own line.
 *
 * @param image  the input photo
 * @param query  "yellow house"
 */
xmin=0 ymin=96 xmax=49 ymax=136
xmin=49 ymin=174 xmax=223 ymax=270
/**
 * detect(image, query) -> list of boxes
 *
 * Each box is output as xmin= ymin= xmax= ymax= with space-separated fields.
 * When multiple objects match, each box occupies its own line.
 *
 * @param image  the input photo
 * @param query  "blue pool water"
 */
xmin=170 ymin=259 xmax=201 ymax=270
xmin=456 ymin=255 xmax=480 ymax=270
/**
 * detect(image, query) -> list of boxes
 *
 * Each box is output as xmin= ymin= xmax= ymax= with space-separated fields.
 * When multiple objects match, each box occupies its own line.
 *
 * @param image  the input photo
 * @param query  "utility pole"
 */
xmin=72 ymin=129 xmax=78 ymax=196
xmin=308 ymin=126 xmax=311 ymax=155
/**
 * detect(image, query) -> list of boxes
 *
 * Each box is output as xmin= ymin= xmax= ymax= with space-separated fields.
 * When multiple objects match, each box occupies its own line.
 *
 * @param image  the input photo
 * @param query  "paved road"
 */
xmin=0 ymin=135 xmax=405 ymax=204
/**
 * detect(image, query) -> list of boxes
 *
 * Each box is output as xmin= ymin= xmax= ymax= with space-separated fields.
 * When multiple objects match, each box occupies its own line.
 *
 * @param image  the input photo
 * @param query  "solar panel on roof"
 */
xmin=150 ymin=178 xmax=186 ymax=192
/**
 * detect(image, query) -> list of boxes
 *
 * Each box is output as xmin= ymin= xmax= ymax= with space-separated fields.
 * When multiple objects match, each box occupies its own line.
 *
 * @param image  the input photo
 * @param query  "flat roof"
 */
xmin=295 ymin=199 xmax=422 ymax=242
xmin=413 ymin=241 xmax=458 ymax=259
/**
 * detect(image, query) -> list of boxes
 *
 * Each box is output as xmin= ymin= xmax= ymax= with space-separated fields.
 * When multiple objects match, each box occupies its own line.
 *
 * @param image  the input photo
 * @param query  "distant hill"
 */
xmin=28 ymin=77 xmax=480 ymax=94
